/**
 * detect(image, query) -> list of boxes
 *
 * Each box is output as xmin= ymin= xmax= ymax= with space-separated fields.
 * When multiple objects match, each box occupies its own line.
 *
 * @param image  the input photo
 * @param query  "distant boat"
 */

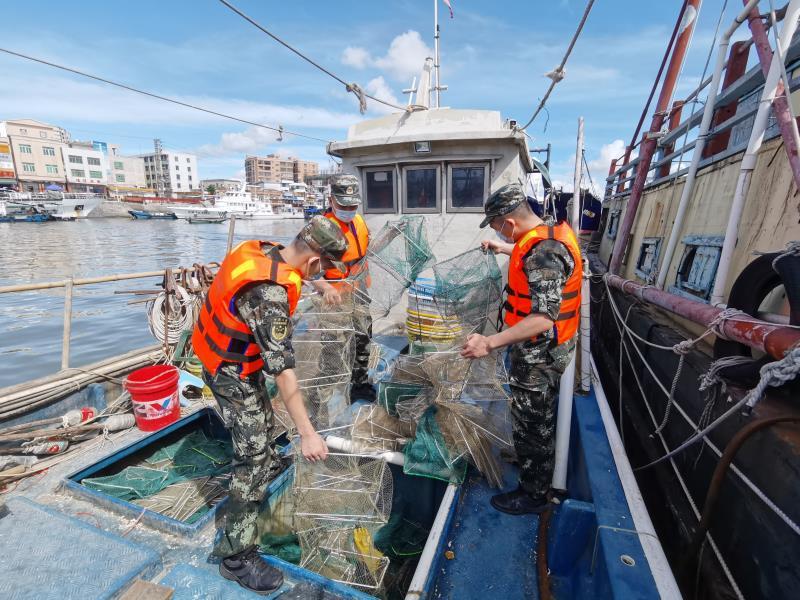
xmin=0 ymin=200 xmax=51 ymax=222
xmin=303 ymin=206 xmax=323 ymax=219
xmin=128 ymin=209 xmax=177 ymax=220
xmin=187 ymin=215 xmax=227 ymax=224
xmin=1 ymin=191 xmax=103 ymax=219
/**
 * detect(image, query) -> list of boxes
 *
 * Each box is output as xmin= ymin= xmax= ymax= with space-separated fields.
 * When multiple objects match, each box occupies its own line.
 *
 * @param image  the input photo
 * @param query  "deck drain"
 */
xmin=620 ymin=554 xmax=636 ymax=567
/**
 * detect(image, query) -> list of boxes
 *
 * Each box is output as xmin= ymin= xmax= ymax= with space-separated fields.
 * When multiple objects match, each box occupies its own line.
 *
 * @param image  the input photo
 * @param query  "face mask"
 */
xmin=495 ymin=221 xmax=514 ymax=244
xmin=333 ymin=206 xmax=357 ymax=223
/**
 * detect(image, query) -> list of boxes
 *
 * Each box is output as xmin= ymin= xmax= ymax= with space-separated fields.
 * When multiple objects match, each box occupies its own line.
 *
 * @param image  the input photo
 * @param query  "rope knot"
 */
xmin=545 ymin=67 xmax=565 ymax=83
xmin=346 ymin=83 xmax=367 ymax=114
xmin=672 ymin=339 xmax=695 ymax=355
xmin=709 ymin=308 xmax=747 ymax=340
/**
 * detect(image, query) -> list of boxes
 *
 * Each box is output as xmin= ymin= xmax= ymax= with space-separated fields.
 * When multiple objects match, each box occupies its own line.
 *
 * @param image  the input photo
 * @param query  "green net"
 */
xmin=352 ymin=216 xmax=435 ymax=318
xmin=259 ymin=532 xmax=302 ymax=564
xmin=82 ymin=430 xmax=233 ymax=521
xmin=402 ymin=406 xmax=467 ymax=485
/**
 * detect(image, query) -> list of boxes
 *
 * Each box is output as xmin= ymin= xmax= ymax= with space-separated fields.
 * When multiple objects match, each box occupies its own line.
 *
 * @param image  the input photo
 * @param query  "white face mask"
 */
xmin=495 ymin=221 xmax=514 ymax=244
xmin=333 ymin=206 xmax=357 ymax=223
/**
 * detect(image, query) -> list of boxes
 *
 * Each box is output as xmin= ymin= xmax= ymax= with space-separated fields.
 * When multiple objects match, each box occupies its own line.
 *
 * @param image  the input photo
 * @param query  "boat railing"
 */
xmin=605 ymin=35 xmax=800 ymax=203
xmin=0 ymin=264 xmax=216 ymax=376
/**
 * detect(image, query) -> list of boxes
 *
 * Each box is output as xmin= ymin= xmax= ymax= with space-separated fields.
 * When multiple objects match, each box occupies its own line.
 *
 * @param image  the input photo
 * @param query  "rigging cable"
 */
xmin=217 ymin=0 xmax=408 ymax=114
xmin=0 ymin=47 xmax=331 ymax=144
xmin=518 ymin=0 xmax=597 ymax=131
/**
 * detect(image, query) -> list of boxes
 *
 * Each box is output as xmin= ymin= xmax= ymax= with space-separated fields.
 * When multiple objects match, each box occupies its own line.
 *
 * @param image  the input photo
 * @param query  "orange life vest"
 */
xmin=192 ymin=240 xmax=303 ymax=378
xmin=324 ymin=211 xmax=369 ymax=283
xmin=503 ymin=222 xmax=583 ymax=345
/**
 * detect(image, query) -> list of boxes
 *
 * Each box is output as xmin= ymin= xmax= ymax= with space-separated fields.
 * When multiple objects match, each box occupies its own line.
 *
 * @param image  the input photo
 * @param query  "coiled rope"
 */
xmin=147 ymin=285 xmax=196 ymax=346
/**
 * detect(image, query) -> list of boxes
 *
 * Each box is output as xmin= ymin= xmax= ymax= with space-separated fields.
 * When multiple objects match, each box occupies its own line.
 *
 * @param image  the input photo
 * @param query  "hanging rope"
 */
xmin=519 ymin=0 xmax=597 ymax=131
xmin=0 ymin=48 xmax=330 ymax=143
xmin=217 ymin=0 xmax=408 ymax=114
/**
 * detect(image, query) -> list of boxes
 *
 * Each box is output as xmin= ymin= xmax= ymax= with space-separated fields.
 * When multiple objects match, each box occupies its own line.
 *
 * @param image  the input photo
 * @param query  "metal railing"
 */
xmin=0 ymin=265 xmax=216 ymax=371
xmin=605 ymin=39 xmax=800 ymax=202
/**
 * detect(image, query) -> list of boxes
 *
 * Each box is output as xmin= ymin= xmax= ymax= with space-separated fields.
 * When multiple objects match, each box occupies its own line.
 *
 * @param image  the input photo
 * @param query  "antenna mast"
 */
xmin=434 ymin=0 xmax=440 ymax=108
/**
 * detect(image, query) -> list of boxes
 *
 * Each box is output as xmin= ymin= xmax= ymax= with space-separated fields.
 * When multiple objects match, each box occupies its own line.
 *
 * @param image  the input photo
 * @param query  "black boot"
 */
xmin=220 ymin=546 xmax=283 ymax=595
xmin=490 ymin=486 xmax=549 ymax=515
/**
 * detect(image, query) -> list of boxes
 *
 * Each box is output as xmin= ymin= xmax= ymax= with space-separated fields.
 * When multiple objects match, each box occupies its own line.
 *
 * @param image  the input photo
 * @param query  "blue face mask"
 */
xmin=496 ymin=221 xmax=514 ymax=244
xmin=333 ymin=206 xmax=358 ymax=223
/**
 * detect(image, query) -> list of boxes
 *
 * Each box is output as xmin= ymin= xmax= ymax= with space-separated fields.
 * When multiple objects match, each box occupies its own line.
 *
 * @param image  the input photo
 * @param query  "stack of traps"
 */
xmin=292 ymin=452 xmax=393 ymax=592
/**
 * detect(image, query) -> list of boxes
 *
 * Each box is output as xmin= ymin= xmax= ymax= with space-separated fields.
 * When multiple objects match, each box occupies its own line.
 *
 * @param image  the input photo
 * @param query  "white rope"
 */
xmin=610 ymin=295 xmax=745 ymax=598
xmin=607 ymin=286 xmax=800 ymax=539
xmin=146 ymin=285 xmax=196 ymax=345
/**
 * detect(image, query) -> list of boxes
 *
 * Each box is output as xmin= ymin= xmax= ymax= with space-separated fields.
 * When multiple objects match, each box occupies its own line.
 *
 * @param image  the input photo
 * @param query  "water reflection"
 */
xmin=0 ymin=218 xmax=303 ymax=387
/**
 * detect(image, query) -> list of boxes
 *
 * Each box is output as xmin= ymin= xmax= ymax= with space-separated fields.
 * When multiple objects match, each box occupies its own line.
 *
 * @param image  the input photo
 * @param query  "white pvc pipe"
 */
xmin=551 ymin=352 xmax=576 ymax=491
xmin=324 ymin=435 xmax=405 ymax=466
xmin=405 ymin=484 xmax=458 ymax=599
xmin=580 ymin=262 xmax=591 ymax=392
xmin=590 ymin=356 xmax=682 ymax=600
xmin=656 ymin=0 xmax=760 ymax=290
xmin=710 ymin=0 xmax=800 ymax=306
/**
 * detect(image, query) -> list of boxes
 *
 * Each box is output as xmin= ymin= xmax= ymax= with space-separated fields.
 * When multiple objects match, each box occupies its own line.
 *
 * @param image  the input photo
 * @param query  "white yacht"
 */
xmin=0 ymin=191 xmax=103 ymax=220
xmin=213 ymin=184 xmax=279 ymax=220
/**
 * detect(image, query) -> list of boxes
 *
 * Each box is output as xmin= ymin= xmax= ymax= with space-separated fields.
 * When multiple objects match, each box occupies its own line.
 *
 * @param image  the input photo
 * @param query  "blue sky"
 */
xmin=0 ymin=0 xmax=741 ymax=188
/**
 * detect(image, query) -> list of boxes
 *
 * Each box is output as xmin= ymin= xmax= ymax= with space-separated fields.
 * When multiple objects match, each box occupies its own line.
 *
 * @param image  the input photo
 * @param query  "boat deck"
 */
xmin=434 ymin=463 xmax=540 ymax=599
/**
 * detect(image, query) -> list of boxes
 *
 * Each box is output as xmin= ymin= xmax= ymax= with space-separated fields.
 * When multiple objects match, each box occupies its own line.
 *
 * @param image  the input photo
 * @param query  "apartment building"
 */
xmin=140 ymin=150 xmax=199 ymax=197
xmin=0 ymin=119 xmax=68 ymax=191
xmin=244 ymin=154 xmax=319 ymax=184
xmin=200 ymin=178 xmax=242 ymax=194
xmin=0 ymin=137 xmax=15 ymax=188
xmin=61 ymin=142 xmax=107 ymax=193
xmin=105 ymin=144 xmax=148 ymax=197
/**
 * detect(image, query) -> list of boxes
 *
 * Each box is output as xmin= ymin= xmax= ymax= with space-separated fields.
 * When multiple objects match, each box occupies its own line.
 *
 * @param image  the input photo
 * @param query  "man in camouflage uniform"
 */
xmin=312 ymin=174 xmax=375 ymax=403
xmin=194 ymin=217 xmax=349 ymax=593
xmin=461 ymin=183 xmax=577 ymax=515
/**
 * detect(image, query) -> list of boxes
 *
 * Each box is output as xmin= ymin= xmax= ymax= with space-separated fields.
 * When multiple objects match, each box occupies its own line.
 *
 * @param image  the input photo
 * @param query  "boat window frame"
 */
xmin=606 ymin=208 xmax=622 ymax=239
xmin=402 ymin=163 xmax=441 ymax=214
xmin=362 ymin=166 xmax=397 ymax=214
xmin=446 ymin=162 xmax=489 ymax=214
xmin=634 ymin=237 xmax=661 ymax=282
xmin=668 ymin=235 xmax=724 ymax=303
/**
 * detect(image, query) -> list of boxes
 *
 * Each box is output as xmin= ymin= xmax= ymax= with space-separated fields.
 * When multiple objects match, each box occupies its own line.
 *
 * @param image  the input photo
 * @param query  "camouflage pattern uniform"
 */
xmin=204 ymin=245 xmax=296 ymax=558
xmin=508 ymin=220 xmax=576 ymax=500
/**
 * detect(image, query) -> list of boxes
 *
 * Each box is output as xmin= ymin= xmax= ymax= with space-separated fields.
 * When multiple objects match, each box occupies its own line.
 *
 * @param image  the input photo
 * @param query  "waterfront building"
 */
xmin=139 ymin=150 xmax=199 ymax=197
xmin=0 ymin=136 xmax=15 ymax=189
xmin=61 ymin=141 xmax=107 ymax=194
xmin=105 ymin=144 xmax=149 ymax=198
xmin=0 ymin=119 xmax=69 ymax=192
xmin=200 ymin=178 xmax=241 ymax=194
xmin=244 ymin=154 xmax=318 ymax=184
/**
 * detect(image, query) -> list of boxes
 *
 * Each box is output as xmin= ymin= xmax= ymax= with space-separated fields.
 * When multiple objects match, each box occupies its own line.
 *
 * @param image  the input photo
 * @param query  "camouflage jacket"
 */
xmin=508 ymin=218 xmax=576 ymax=388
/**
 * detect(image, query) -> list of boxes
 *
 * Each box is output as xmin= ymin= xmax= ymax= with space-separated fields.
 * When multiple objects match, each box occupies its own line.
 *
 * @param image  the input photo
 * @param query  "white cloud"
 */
xmin=196 ymin=126 xmax=280 ymax=157
xmin=364 ymin=76 xmax=402 ymax=114
xmin=587 ymin=139 xmax=626 ymax=179
xmin=342 ymin=46 xmax=371 ymax=69
xmin=340 ymin=30 xmax=432 ymax=83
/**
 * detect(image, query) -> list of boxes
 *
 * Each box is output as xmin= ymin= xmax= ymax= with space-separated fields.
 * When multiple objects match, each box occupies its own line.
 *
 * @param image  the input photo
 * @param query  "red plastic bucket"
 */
xmin=124 ymin=365 xmax=180 ymax=432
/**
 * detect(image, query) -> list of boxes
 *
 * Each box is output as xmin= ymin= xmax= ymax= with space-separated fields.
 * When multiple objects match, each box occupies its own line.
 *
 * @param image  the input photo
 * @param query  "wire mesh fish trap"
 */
xmin=291 ymin=452 xmax=394 ymax=592
xmin=353 ymin=216 xmax=435 ymax=318
xmin=431 ymin=248 xmax=503 ymax=335
xmin=292 ymin=299 xmax=357 ymax=431
xmin=351 ymin=404 xmax=415 ymax=453
xmin=297 ymin=525 xmax=390 ymax=592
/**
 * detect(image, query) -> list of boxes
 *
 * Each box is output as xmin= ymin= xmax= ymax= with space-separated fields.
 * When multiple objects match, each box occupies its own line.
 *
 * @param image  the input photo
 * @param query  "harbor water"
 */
xmin=0 ymin=218 xmax=302 ymax=388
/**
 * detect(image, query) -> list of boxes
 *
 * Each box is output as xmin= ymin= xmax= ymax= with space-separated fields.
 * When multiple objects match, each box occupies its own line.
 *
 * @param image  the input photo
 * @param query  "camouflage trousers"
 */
xmin=204 ymin=367 xmax=274 ymax=558
xmin=508 ymin=339 xmax=575 ymax=499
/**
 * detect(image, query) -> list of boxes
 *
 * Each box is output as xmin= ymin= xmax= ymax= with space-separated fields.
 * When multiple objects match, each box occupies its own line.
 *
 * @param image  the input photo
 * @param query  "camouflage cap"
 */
xmin=479 ymin=183 xmax=526 ymax=228
xmin=298 ymin=215 xmax=348 ymax=273
xmin=330 ymin=174 xmax=361 ymax=207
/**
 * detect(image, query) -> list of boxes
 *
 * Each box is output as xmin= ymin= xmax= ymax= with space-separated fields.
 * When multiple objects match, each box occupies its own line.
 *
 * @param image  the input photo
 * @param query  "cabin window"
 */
xmin=363 ymin=167 xmax=396 ymax=213
xmin=403 ymin=165 xmax=440 ymax=214
xmin=634 ymin=237 xmax=661 ymax=282
xmin=606 ymin=209 xmax=621 ymax=239
xmin=669 ymin=236 xmax=724 ymax=302
xmin=447 ymin=163 xmax=488 ymax=213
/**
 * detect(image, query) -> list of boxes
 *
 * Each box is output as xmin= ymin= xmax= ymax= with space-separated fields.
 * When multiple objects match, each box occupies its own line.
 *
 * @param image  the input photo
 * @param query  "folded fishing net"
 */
xmin=81 ymin=430 xmax=233 ymax=522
